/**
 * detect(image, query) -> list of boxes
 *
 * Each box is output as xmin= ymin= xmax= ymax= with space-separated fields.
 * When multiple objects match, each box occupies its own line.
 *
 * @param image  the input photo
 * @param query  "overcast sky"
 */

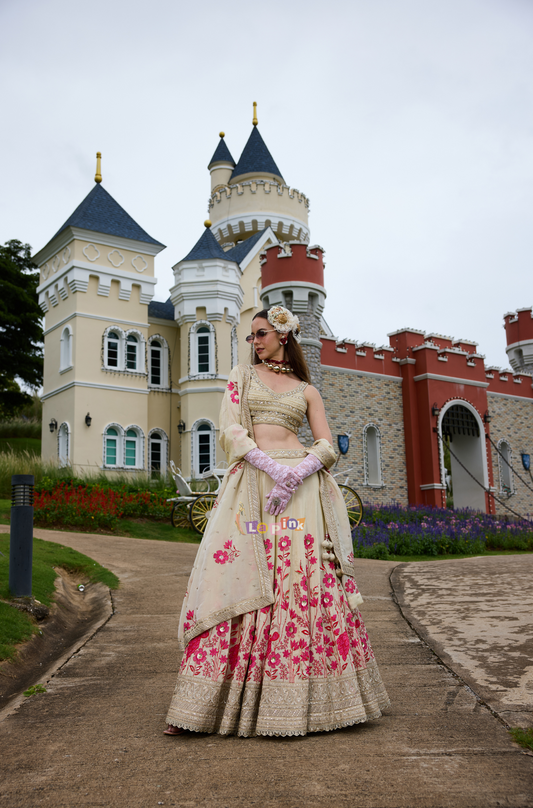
xmin=2 ymin=0 xmax=532 ymax=369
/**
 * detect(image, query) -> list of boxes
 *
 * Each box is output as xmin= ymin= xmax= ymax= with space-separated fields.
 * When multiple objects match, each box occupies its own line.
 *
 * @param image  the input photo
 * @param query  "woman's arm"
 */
xmin=305 ymin=385 xmax=333 ymax=444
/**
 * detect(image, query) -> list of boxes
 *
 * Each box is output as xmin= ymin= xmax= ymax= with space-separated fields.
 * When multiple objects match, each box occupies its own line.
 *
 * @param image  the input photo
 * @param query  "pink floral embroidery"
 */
xmin=321 ymin=592 xmax=333 ymax=608
xmin=213 ymin=540 xmax=241 ymax=565
xmin=344 ymin=578 xmax=356 ymax=593
xmin=177 ymin=525 xmax=378 ymax=689
xmin=227 ymin=381 xmax=239 ymax=404
xmin=337 ymin=631 xmax=350 ymax=660
xmin=230 ymin=462 xmax=244 ymax=475
xmin=347 ymin=551 xmax=355 ymax=563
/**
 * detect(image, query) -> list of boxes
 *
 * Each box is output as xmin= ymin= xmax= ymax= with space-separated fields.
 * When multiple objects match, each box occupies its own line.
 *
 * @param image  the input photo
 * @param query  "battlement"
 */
xmin=504 ymin=307 xmax=533 ymax=346
xmin=208 ymin=179 xmax=310 ymax=245
xmin=260 ymin=243 xmax=325 ymax=291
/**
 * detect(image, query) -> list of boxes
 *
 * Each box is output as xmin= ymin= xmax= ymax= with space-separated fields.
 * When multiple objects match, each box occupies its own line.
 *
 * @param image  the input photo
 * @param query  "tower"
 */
xmin=34 ymin=156 xmax=165 ymax=473
xmin=207 ymin=107 xmax=310 ymax=247
xmin=259 ymin=243 xmax=327 ymax=393
xmin=504 ymin=308 xmax=533 ymax=373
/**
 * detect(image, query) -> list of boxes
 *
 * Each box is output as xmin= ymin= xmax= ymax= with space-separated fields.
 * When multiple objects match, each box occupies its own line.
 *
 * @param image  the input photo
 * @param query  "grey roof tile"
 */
xmin=181 ymin=226 xmax=233 ymax=262
xmin=208 ymin=136 xmax=235 ymax=168
xmin=148 ymin=297 xmax=174 ymax=321
xmin=52 ymin=183 xmax=164 ymax=246
xmin=230 ymin=127 xmax=283 ymax=182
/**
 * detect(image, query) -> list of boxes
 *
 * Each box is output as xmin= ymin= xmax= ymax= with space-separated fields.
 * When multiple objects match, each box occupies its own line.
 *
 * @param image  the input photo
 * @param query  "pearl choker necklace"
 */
xmin=261 ymin=359 xmax=294 ymax=373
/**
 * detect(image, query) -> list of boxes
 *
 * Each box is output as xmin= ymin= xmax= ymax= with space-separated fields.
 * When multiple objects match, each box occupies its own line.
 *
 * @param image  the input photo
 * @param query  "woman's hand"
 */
xmin=265 ymin=481 xmax=295 ymax=516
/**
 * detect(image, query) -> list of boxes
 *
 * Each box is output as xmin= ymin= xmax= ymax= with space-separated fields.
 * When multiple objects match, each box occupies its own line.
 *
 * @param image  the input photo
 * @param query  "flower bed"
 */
xmin=353 ymin=502 xmax=533 ymax=559
xmin=33 ymin=482 xmax=172 ymax=532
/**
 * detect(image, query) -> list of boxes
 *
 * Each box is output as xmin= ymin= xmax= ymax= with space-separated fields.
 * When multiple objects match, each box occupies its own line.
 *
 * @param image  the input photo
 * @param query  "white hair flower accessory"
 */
xmin=267 ymin=305 xmax=302 ymax=343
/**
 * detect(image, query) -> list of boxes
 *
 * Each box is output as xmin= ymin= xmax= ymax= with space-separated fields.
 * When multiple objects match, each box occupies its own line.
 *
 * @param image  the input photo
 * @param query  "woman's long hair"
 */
xmin=251 ymin=309 xmax=312 ymax=385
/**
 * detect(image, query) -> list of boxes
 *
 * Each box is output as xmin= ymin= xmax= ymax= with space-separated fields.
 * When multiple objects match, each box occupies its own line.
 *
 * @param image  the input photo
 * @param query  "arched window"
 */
xmin=58 ymin=422 xmax=70 ymax=466
xmin=60 ymin=326 xmax=73 ymax=372
xmin=126 ymin=335 xmax=138 ymax=370
xmin=148 ymin=336 xmax=169 ymax=387
xmin=191 ymin=419 xmax=216 ymax=476
xmin=498 ymin=439 xmax=514 ymax=496
xmin=104 ymin=424 xmax=123 ymax=467
xmin=104 ymin=328 xmax=125 ymax=370
xmin=189 ymin=321 xmax=216 ymax=378
xmin=363 ymin=423 xmax=383 ymax=487
xmin=124 ymin=426 xmax=144 ymax=469
xmin=197 ymin=327 xmax=210 ymax=373
xmin=148 ymin=428 xmax=168 ymax=475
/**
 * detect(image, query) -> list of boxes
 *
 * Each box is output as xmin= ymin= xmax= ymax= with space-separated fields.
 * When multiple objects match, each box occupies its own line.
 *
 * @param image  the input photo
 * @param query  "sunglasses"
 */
xmin=245 ymin=328 xmax=278 ymax=343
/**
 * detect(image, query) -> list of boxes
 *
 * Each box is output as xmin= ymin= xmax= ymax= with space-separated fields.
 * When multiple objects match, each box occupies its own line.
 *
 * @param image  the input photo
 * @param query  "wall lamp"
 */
xmin=483 ymin=411 xmax=492 ymax=424
xmin=49 ymin=418 xmax=58 ymax=433
xmin=431 ymin=404 xmax=440 ymax=417
xmin=85 ymin=413 xmax=92 ymax=427
xmin=177 ymin=420 xmax=186 ymax=434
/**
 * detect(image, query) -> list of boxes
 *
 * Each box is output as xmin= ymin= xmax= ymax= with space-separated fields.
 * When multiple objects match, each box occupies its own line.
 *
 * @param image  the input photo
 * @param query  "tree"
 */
xmin=0 ymin=240 xmax=43 ymax=417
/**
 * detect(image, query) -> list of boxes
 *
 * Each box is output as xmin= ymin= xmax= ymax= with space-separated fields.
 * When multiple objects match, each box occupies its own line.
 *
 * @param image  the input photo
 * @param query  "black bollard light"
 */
xmin=9 ymin=475 xmax=34 ymax=597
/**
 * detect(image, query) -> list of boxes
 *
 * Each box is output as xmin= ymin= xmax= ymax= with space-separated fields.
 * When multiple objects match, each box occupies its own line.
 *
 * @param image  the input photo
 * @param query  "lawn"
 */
xmin=0 ymin=438 xmax=41 ymax=455
xmin=0 ymin=533 xmax=119 ymax=661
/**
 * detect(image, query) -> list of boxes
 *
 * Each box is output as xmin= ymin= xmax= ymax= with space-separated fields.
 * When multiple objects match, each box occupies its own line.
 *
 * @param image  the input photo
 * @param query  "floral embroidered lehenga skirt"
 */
xmin=166 ymin=453 xmax=390 ymax=737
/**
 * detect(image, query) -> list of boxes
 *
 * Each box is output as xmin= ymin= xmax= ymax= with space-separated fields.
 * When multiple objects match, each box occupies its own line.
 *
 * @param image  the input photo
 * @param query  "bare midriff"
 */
xmin=253 ymin=423 xmax=305 ymax=452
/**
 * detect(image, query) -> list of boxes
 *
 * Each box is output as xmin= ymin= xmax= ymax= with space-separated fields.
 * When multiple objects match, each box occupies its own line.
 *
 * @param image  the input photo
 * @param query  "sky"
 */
xmin=2 ymin=0 xmax=532 ymax=369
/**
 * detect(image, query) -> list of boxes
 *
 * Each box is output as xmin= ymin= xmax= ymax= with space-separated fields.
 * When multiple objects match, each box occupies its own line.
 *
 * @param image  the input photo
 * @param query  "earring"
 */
xmin=280 ymin=336 xmax=287 ymax=346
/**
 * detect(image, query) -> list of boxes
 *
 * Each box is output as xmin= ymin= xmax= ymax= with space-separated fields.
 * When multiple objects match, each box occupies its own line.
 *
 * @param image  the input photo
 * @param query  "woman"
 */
xmin=165 ymin=305 xmax=389 ymax=737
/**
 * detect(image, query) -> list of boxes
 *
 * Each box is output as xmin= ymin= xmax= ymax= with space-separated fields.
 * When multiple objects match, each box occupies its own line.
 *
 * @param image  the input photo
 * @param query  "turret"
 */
xmin=260 ymin=242 xmax=326 ymax=392
xmin=208 ymin=103 xmax=310 ymax=246
xmin=504 ymin=307 xmax=533 ymax=373
xmin=208 ymin=133 xmax=235 ymax=193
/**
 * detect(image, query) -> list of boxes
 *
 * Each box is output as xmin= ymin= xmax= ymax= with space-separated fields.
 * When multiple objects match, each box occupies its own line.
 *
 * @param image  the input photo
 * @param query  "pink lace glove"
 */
xmin=292 ymin=454 xmax=323 ymax=482
xmin=244 ymin=448 xmax=295 ymax=485
xmin=265 ymin=481 xmax=294 ymax=516
xmin=265 ymin=454 xmax=324 ymax=516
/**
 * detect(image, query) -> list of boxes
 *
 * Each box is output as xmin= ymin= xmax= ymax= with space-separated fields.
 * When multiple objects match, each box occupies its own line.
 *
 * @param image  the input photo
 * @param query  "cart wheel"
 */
xmin=338 ymin=484 xmax=363 ymax=528
xmin=189 ymin=494 xmax=217 ymax=535
xmin=171 ymin=502 xmax=190 ymax=529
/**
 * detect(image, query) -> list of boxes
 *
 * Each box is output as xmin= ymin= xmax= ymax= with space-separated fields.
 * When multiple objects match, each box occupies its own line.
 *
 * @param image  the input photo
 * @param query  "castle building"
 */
xmin=34 ymin=114 xmax=533 ymax=518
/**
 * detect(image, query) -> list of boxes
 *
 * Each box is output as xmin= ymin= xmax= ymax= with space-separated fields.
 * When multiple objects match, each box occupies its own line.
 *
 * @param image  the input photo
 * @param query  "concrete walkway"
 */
xmin=0 ymin=528 xmax=532 ymax=807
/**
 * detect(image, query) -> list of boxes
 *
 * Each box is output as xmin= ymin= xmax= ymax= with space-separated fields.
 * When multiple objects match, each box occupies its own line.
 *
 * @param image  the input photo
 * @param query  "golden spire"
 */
xmin=95 ymin=152 xmax=102 ymax=184
xmin=252 ymin=101 xmax=258 ymax=127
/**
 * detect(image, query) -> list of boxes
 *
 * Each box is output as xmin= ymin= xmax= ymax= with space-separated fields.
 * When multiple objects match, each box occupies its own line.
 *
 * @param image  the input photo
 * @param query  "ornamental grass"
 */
xmin=353 ymin=502 xmax=533 ymax=559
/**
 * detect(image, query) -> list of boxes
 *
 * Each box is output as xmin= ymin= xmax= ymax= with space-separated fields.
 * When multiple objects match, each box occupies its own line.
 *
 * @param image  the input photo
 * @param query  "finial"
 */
xmin=204 ymin=219 xmax=212 ymax=228
xmin=95 ymin=152 xmax=102 ymax=184
xmin=252 ymin=101 xmax=258 ymax=126
xmin=219 ymin=131 xmax=225 ymax=138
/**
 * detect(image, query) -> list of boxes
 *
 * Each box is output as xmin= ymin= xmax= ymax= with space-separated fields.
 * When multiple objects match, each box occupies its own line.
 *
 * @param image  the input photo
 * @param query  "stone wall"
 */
xmin=321 ymin=367 xmax=409 ymax=507
xmin=487 ymin=392 xmax=533 ymax=519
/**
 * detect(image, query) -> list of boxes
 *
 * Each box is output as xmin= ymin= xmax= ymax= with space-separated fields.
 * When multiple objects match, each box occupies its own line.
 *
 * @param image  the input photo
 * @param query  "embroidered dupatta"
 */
xmin=177 ymin=364 xmax=362 ymax=650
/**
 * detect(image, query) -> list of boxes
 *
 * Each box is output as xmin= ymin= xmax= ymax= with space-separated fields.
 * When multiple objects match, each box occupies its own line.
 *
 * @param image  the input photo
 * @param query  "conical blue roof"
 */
xmin=181 ymin=226 xmax=233 ymax=262
xmin=208 ymin=136 xmax=235 ymax=168
xmin=52 ymin=183 xmax=164 ymax=246
xmin=230 ymin=127 xmax=284 ymax=182
xmin=224 ymin=230 xmax=267 ymax=265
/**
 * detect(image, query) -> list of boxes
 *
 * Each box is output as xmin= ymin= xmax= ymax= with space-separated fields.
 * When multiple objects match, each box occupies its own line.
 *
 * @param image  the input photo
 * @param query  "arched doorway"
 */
xmin=440 ymin=403 xmax=487 ymax=512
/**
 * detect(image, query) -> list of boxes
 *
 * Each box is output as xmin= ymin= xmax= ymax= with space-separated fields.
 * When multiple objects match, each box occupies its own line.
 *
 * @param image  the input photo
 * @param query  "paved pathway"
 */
xmin=0 ymin=527 xmax=532 ymax=807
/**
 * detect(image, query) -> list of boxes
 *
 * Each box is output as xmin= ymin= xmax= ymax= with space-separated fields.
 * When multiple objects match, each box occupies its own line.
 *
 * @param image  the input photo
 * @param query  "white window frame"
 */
xmin=103 ymin=326 xmax=126 ymax=371
xmin=191 ymin=418 xmax=216 ymax=477
xmin=103 ymin=423 xmax=124 ymax=468
xmin=59 ymin=325 xmax=73 ymax=373
xmin=57 ymin=422 xmax=70 ymax=467
xmin=148 ymin=335 xmax=169 ymax=388
xmin=124 ymin=424 xmax=145 ymax=470
xmin=363 ymin=423 xmax=384 ymax=487
xmin=497 ymin=439 xmax=514 ymax=496
xmin=148 ymin=427 xmax=169 ymax=474
xmin=189 ymin=320 xmax=216 ymax=379
xmin=124 ymin=329 xmax=146 ymax=375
